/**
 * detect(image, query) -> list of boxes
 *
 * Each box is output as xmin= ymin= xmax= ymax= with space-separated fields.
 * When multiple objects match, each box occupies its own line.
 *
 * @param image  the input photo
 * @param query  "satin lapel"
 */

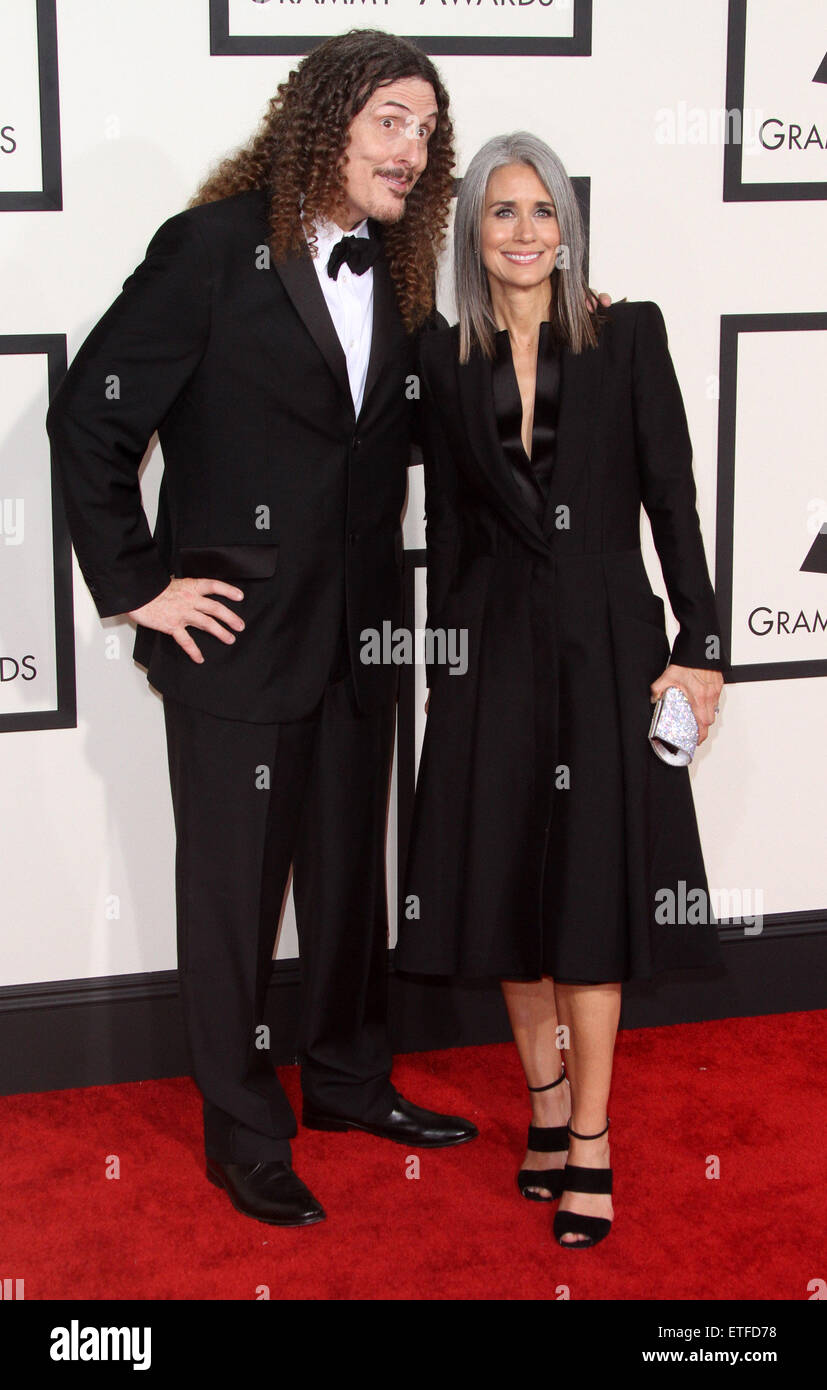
xmin=541 ymin=339 xmax=605 ymax=535
xmin=359 ymin=227 xmax=404 ymax=421
xmin=272 ymin=249 xmax=352 ymax=410
xmin=456 ymin=347 xmax=551 ymax=557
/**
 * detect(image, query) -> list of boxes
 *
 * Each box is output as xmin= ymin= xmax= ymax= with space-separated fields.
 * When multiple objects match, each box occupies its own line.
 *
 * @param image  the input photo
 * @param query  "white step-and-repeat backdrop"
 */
xmin=1 ymin=0 xmax=825 ymax=986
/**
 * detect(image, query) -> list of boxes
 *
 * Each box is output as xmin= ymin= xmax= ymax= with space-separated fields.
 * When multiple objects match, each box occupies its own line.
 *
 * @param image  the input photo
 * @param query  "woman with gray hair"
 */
xmin=397 ymin=132 xmax=725 ymax=1247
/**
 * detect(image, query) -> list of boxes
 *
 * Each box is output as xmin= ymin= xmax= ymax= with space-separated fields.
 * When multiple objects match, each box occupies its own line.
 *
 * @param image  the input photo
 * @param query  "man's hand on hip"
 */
xmin=128 ymin=577 xmax=245 ymax=664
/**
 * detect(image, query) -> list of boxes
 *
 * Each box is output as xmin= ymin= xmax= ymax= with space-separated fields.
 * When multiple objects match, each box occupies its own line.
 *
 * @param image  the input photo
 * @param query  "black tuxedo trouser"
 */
xmin=162 ymin=661 xmax=397 ymax=1165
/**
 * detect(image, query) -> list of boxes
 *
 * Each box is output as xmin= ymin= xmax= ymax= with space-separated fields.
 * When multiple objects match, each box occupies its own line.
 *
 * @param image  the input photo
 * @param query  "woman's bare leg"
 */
xmin=553 ymin=981 xmax=620 ymax=1244
xmin=501 ymin=977 xmax=571 ymax=1198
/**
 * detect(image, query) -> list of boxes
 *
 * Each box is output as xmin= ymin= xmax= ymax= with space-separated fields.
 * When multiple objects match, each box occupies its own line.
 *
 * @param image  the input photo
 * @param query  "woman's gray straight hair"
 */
xmin=453 ymin=131 xmax=599 ymax=363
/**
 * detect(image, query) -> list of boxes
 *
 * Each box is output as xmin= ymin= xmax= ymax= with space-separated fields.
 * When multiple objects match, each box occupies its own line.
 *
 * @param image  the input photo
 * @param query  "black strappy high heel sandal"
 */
xmin=553 ymin=1117 xmax=613 ymax=1248
xmin=516 ymin=1066 xmax=570 ymax=1202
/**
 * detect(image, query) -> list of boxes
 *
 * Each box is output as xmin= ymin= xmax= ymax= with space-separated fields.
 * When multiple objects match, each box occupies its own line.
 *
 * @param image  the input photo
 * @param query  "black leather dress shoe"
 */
xmin=302 ymin=1094 xmax=478 ymax=1148
xmin=206 ymin=1159 xmax=325 ymax=1226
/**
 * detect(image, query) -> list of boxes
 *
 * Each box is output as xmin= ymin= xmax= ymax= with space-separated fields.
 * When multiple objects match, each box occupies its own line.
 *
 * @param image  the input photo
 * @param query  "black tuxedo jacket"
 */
xmin=46 ymin=187 xmax=427 ymax=721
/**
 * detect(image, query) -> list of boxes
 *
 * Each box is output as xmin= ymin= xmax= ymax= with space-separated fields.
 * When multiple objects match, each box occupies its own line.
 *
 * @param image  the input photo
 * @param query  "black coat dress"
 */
xmin=396 ymin=301 xmax=726 ymax=983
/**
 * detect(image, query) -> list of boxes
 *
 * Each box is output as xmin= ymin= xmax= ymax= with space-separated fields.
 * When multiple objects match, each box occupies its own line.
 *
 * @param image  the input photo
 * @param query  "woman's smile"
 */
xmin=500 ymin=249 xmax=544 ymax=263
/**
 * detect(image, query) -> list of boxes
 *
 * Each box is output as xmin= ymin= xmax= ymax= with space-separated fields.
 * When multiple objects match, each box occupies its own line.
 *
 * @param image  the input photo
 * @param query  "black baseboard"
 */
xmin=0 ymin=915 xmax=824 ymax=1096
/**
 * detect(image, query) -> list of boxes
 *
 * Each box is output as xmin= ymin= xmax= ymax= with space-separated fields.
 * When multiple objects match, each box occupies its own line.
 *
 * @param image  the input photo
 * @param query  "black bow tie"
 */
xmin=327 ymin=232 xmax=381 ymax=280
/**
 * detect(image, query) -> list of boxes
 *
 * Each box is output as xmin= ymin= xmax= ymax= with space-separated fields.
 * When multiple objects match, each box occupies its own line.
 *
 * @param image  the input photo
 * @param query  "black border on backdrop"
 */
xmin=723 ymin=0 xmax=827 ymax=203
xmin=715 ymin=312 xmax=827 ymax=684
xmin=0 ymin=0 xmax=62 ymax=212
xmin=209 ymin=0 xmax=593 ymax=57
xmin=0 ymin=334 xmax=76 ymax=732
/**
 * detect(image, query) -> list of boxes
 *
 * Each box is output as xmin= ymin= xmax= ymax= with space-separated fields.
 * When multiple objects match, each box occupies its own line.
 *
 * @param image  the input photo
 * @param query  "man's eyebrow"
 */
xmin=374 ymin=100 xmax=439 ymax=122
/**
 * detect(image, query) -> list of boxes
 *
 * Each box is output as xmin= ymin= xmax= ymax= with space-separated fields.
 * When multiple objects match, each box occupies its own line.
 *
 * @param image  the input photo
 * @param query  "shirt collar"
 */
xmin=302 ymin=206 xmax=370 ymax=268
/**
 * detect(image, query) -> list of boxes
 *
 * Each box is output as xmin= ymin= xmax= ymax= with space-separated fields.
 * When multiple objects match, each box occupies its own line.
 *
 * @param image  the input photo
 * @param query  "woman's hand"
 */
xmin=650 ymin=664 xmax=723 ymax=746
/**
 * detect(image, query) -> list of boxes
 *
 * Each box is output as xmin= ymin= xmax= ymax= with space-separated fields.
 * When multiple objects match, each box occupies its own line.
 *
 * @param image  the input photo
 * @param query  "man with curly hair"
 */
xmin=46 ymin=29 xmax=478 ymax=1228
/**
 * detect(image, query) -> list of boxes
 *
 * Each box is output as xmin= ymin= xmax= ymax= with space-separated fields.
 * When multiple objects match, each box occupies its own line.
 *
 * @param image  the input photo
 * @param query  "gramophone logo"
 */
xmin=801 ymin=524 xmax=827 ymax=575
xmin=724 ymin=0 xmax=827 ymax=201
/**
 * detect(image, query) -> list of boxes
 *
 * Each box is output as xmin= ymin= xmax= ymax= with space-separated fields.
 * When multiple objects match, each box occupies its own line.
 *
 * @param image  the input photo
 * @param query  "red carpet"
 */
xmin=1 ymin=1011 xmax=824 ymax=1300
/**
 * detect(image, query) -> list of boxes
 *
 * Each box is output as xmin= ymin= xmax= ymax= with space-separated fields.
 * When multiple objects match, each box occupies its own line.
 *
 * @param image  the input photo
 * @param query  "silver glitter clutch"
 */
xmin=648 ymin=685 xmax=698 ymax=766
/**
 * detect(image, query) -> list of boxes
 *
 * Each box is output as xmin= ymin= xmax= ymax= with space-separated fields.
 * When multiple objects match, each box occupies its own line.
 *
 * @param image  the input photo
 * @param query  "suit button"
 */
xmin=351 ymin=435 xmax=361 ymax=451
xmin=349 ymin=531 xmax=360 ymax=545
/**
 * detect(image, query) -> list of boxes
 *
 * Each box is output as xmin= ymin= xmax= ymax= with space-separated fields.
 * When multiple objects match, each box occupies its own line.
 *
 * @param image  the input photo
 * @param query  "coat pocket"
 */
xmin=177 ymin=544 xmax=279 ymax=581
xmin=626 ymin=591 xmax=667 ymax=630
xmin=603 ymin=550 xmax=667 ymax=630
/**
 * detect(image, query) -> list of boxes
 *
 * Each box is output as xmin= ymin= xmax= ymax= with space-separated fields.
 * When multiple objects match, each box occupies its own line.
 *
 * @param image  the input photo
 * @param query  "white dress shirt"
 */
xmin=304 ymin=214 xmax=374 ymax=418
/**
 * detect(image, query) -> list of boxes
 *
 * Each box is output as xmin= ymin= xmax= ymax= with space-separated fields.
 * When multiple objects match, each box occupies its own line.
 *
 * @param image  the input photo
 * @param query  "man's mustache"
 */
xmin=376 ymin=167 xmax=414 ymax=185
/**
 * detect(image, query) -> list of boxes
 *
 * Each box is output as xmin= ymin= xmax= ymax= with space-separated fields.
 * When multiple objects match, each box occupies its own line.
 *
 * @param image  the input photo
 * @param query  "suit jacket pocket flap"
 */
xmin=178 ymin=545 xmax=279 ymax=581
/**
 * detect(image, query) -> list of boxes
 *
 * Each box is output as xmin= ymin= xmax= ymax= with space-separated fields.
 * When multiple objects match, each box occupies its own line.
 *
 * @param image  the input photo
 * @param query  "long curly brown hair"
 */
xmin=190 ymin=29 xmax=455 ymax=333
